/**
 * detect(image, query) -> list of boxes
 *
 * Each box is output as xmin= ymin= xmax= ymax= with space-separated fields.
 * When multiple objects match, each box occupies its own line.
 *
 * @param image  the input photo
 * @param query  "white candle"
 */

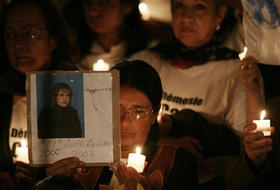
xmin=92 ymin=59 xmax=110 ymax=71
xmin=253 ymin=110 xmax=271 ymax=136
xmin=127 ymin=146 xmax=146 ymax=173
xmin=239 ymin=46 xmax=248 ymax=60
xmin=16 ymin=140 xmax=29 ymax=163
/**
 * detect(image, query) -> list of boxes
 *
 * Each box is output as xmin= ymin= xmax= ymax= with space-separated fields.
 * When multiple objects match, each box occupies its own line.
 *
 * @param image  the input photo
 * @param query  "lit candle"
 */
xmin=92 ymin=59 xmax=110 ymax=71
xmin=157 ymin=105 xmax=163 ymax=123
xmin=16 ymin=139 xmax=29 ymax=163
xmin=127 ymin=146 xmax=146 ymax=173
xmin=253 ymin=110 xmax=271 ymax=136
xmin=138 ymin=2 xmax=150 ymax=21
xmin=239 ymin=46 xmax=248 ymax=60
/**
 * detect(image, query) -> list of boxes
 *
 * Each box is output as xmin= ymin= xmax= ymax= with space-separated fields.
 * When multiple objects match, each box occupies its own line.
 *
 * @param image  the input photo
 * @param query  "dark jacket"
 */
xmin=38 ymin=105 xmax=82 ymax=138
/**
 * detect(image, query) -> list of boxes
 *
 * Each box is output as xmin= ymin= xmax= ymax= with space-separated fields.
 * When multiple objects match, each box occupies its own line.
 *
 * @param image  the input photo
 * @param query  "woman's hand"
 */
xmin=0 ymin=171 xmax=15 ymax=190
xmin=15 ymin=161 xmax=38 ymax=181
xmin=46 ymin=157 xmax=84 ymax=176
xmin=115 ymin=162 xmax=163 ymax=190
xmin=243 ymin=123 xmax=274 ymax=167
xmin=239 ymin=56 xmax=262 ymax=93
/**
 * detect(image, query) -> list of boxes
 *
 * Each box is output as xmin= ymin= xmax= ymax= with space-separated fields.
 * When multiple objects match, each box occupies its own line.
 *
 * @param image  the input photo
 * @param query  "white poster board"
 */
xmin=242 ymin=0 xmax=280 ymax=65
xmin=26 ymin=71 xmax=120 ymax=166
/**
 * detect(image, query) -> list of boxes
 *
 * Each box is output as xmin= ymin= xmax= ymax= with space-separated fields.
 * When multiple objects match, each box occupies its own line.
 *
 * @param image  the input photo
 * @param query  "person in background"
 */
xmin=62 ymin=0 xmax=152 ymax=71
xmin=225 ymin=56 xmax=280 ymax=190
xmin=131 ymin=0 xmax=246 ymax=188
xmin=0 ymin=0 xmax=78 ymax=188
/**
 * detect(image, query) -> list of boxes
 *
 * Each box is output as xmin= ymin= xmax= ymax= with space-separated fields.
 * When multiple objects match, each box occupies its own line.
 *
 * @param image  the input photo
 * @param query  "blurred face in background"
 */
xmin=82 ymin=0 xmax=132 ymax=36
xmin=171 ymin=0 xmax=226 ymax=48
xmin=120 ymin=86 xmax=157 ymax=158
xmin=4 ymin=4 xmax=56 ymax=73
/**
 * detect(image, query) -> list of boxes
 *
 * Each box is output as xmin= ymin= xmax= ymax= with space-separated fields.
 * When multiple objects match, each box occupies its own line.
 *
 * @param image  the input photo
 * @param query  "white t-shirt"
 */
xmin=9 ymin=95 xmax=28 ymax=162
xmin=131 ymin=50 xmax=247 ymax=136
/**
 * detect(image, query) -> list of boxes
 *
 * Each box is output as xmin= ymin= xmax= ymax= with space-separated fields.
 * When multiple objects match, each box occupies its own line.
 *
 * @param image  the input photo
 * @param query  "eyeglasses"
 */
xmin=5 ymin=26 xmax=46 ymax=43
xmin=121 ymin=105 xmax=154 ymax=121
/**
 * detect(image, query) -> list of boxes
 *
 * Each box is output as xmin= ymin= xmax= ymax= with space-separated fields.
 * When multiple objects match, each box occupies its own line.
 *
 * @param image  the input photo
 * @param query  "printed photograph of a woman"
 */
xmin=38 ymin=82 xmax=82 ymax=138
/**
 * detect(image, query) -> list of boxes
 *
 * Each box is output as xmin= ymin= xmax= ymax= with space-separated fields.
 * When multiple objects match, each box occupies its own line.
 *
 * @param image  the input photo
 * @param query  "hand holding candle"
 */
xmin=253 ymin=110 xmax=271 ymax=136
xmin=127 ymin=146 xmax=146 ymax=173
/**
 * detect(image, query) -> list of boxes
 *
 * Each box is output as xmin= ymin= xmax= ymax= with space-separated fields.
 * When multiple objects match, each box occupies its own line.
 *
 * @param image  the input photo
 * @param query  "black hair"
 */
xmin=33 ymin=174 xmax=86 ymax=190
xmin=62 ymin=0 xmax=150 ymax=59
xmin=0 ymin=0 xmax=76 ymax=70
xmin=112 ymin=60 xmax=162 ymax=112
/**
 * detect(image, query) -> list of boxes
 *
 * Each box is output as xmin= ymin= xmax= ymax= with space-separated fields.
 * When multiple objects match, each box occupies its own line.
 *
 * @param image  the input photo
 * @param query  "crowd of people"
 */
xmin=0 ymin=0 xmax=279 ymax=189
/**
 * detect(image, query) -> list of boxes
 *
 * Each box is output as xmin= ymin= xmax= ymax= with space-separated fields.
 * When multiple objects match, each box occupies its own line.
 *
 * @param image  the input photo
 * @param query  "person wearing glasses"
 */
xmin=0 ymin=0 xmax=77 ymax=188
xmin=44 ymin=60 xmax=198 ymax=190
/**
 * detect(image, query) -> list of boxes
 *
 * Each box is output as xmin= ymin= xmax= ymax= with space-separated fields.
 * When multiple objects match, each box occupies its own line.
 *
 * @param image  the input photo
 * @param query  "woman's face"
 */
xmin=171 ymin=0 xmax=226 ymax=48
xmin=4 ymin=5 xmax=56 ymax=73
xmin=83 ymin=0 xmax=131 ymax=36
xmin=56 ymin=89 xmax=71 ymax=107
xmin=120 ymin=86 xmax=157 ymax=158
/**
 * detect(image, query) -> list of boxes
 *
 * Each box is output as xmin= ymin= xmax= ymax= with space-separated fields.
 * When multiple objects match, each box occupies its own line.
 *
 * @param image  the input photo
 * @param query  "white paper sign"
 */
xmin=27 ymin=71 xmax=120 ymax=166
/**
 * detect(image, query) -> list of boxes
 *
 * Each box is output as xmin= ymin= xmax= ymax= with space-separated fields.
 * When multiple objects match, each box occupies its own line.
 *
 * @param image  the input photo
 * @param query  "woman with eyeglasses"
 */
xmin=0 ymin=0 xmax=77 ymax=188
xmin=65 ymin=60 xmax=198 ymax=190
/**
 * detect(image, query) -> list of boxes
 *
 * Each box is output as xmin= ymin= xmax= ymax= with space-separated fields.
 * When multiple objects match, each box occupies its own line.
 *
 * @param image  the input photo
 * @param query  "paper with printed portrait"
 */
xmin=26 ymin=71 xmax=120 ymax=166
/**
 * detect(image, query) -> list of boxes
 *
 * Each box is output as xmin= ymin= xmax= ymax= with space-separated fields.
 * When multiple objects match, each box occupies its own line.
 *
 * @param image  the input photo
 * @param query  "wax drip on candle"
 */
xmin=239 ymin=46 xmax=248 ymax=60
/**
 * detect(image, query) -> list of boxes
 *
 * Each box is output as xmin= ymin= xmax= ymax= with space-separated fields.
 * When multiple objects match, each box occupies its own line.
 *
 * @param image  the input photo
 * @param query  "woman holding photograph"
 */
xmin=38 ymin=82 xmax=82 ymax=138
xmin=0 ymin=0 xmax=78 ymax=188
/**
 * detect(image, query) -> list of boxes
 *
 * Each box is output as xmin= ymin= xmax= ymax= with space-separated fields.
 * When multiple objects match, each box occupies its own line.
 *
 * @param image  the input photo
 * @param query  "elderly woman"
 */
xmin=131 ymin=0 xmax=246 ymax=187
xmin=0 ymin=0 xmax=77 ymax=188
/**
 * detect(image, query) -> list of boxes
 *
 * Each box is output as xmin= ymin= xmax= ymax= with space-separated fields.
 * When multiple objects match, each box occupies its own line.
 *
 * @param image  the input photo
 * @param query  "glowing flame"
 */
xmin=139 ymin=2 xmax=150 ymax=21
xmin=260 ymin=110 xmax=265 ymax=120
xmin=92 ymin=59 xmax=110 ymax=71
xmin=136 ymin=146 xmax=141 ymax=154
xmin=239 ymin=46 xmax=248 ymax=60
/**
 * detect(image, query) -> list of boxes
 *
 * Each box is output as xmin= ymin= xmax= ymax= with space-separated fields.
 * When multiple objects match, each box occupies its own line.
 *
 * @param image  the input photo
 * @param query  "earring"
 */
xmin=216 ymin=25 xmax=220 ymax=31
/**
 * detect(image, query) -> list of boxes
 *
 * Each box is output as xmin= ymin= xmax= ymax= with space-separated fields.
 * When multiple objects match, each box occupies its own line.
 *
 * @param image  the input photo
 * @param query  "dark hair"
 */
xmin=0 ymin=0 xmax=76 ymax=69
xmin=33 ymin=174 xmax=86 ymax=190
xmin=50 ymin=82 xmax=72 ymax=108
xmin=112 ymin=60 xmax=162 ymax=112
xmin=62 ymin=0 xmax=150 ymax=59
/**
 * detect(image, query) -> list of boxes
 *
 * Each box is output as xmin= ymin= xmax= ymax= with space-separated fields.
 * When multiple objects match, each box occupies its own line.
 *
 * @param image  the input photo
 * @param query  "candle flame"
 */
xmin=260 ymin=110 xmax=265 ymax=120
xmin=239 ymin=46 xmax=248 ymax=60
xmin=21 ymin=139 xmax=27 ymax=147
xmin=92 ymin=59 xmax=110 ymax=71
xmin=136 ymin=146 xmax=141 ymax=154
